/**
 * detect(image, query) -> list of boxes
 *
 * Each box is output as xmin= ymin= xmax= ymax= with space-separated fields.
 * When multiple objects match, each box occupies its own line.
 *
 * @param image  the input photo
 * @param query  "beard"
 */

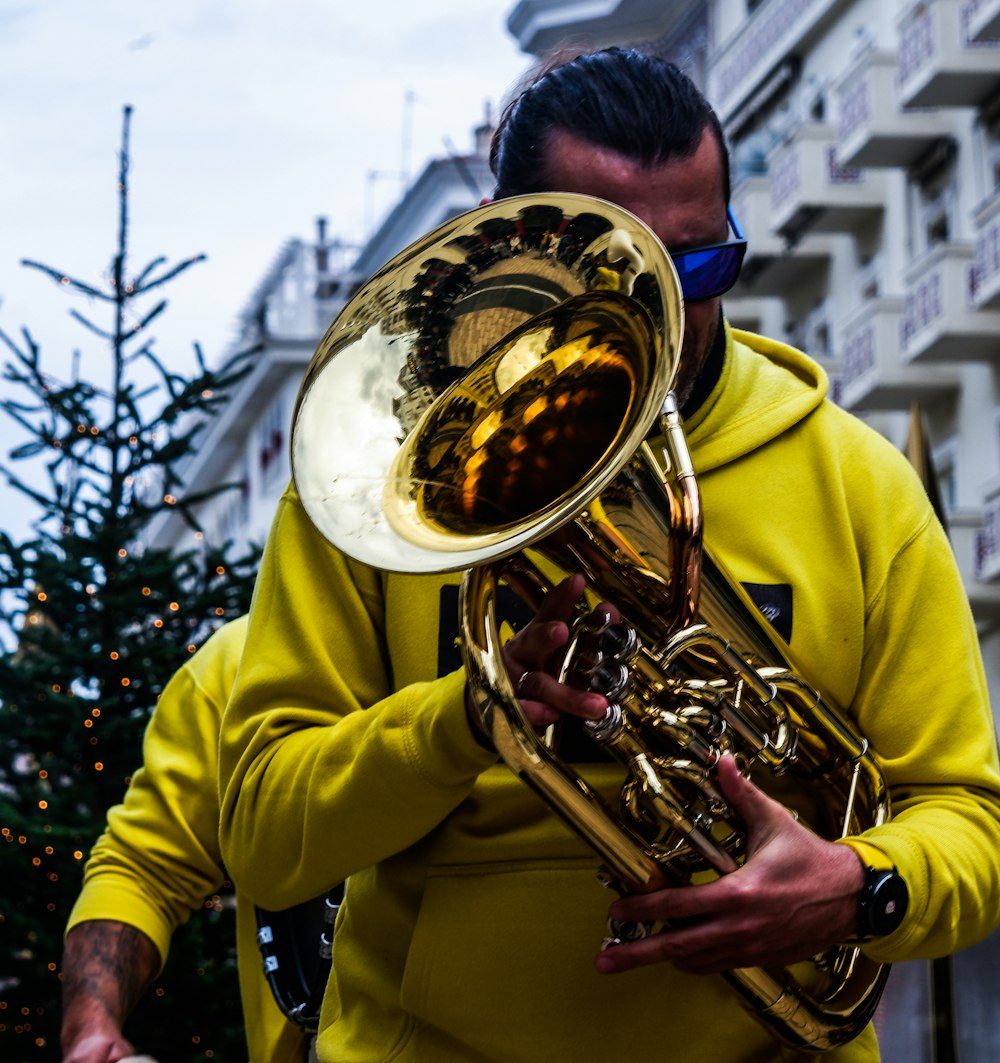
xmin=676 ymin=306 xmax=725 ymax=417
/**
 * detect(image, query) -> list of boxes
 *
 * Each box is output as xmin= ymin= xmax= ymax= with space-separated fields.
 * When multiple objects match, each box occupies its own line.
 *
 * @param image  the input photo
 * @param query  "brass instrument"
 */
xmin=291 ymin=194 xmax=891 ymax=1052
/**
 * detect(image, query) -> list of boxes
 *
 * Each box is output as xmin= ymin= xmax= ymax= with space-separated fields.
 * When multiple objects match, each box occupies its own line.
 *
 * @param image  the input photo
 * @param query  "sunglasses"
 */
xmin=669 ymin=207 xmax=746 ymax=302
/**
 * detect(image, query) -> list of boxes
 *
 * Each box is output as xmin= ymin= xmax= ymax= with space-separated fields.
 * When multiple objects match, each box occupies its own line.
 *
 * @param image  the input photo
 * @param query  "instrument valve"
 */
xmin=590 ymin=661 xmax=630 ymax=700
xmin=688 ymin=809 xmax=715 ymax=837
xmin=600 ymin=622 xmax=640 ymax=662
xmin=595 ymin=865 xmax=620 ymax=892
xmin=585 ymin=700 xmax=625 ymax=742
xmin=696 ymin=712 xmax=727 ymax=740
xmin=603 ymin=917 xmax=653 ymax=950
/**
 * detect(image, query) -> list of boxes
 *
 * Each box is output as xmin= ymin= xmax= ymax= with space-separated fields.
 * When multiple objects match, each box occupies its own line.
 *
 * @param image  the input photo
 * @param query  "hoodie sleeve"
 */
xmin=65 ymin=619 xmax=246 ymax=967
xmin=218 ymin=486 xmax=498 ymax=912
xmin=838 ymin=480 xmax=1000 ymax=962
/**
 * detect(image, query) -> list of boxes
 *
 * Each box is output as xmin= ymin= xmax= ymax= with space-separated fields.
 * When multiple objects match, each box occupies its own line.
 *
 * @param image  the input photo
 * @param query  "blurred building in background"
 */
xmin=145 ymin=4 xmax=1000 ymax=1055
xmin=506 ymin=4 xmax=1000 ymax=1060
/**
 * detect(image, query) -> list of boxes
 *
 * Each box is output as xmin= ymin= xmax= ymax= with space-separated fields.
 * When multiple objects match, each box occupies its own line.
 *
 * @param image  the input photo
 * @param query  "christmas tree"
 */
xmin=0 ymin=106 xmax=261 ymax=1060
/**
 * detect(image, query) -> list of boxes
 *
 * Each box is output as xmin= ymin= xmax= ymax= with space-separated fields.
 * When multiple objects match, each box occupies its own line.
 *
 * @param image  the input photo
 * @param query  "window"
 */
xmin=931 ymin=436 xmax=958 ymax=514
xmin=908 ymin=178 xmax=958 ymax=260
xmin=788 ymin=300 xmax=831 ymax=357
xmin=857 ymin=252 xmax=882 ymax=301
xmin=977 ymin=104 xmax=1000 ymax=201
xmin=907 ymin=140 xmax=959 ymax=260
xmin=927 ymin=205 xmax=950 ymax=247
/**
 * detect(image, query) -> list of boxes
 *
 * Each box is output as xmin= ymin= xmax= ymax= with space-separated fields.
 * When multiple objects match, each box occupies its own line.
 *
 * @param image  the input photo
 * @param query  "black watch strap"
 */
xmin=857 ymin=866 xmax=908 ymax=938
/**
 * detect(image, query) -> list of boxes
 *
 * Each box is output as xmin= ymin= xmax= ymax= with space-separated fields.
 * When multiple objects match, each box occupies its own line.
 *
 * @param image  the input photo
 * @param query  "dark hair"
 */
xmin=490 ymin=47 xmax=730 ymax=204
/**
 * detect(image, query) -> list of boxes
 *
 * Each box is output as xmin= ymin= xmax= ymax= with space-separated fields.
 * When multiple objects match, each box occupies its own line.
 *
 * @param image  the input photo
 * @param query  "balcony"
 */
xmin=838 ymin=296 xmax=960 ymax=411
xmin=950 ymin=499 xmax=1000 ymax=620
xmin=709 ymin=0 xmax=853 ymax=124
xmin=729 ymin=175 xmax=833 ymax=296
xmin=897 ymin=0 xmax=1000 ymax=108
xmin=506 ymin=0 xmax=698 ymax=56
xmin=768 ymin=123 xmax=887 ymax=241
xmin=835 ymin=49 xmax=956 ymax=168
xmin=967 ymin=0 xmax=1000 ymax=40
xmin=976 ymin=497 xmax=1000 ymax=581
xmin=971 ymin=191 xmax=1000 ymax=310
xmin=901 ymin=242 xmax=1000 ymax=361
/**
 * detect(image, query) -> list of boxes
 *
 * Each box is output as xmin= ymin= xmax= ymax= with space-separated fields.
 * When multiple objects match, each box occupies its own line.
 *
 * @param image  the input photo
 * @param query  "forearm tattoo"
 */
xmin=62 ymin=921 xmax=160 ymax=1022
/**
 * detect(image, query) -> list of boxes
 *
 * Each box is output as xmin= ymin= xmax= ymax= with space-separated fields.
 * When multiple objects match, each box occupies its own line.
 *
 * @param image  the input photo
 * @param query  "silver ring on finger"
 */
xmin=516 ymin=670 xmax=531 ymax=697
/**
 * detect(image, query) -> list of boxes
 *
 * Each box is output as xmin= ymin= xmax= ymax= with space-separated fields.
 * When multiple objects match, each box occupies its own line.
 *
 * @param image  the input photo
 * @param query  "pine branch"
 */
xmin=0 ymin=325 xmax=43 ymax=376
xmin=0 ymin=323 xmax=38 ymax=362
xmin=130 ymin=297 xmax=168 ymax=333
xmin=67 ymin=308 xmax=117 ymax=341
xmin=133 ymin=253 xmax=208 ymax=295
xmin=0 ymin=464 xmax=66 ymax=514
xmin=130 ymin=255 xmax=169 ymax=289
xmin=18 ymin=260 xmax=113 ymax=302
xmin=136 ymin=346 xmax=188 ymax=400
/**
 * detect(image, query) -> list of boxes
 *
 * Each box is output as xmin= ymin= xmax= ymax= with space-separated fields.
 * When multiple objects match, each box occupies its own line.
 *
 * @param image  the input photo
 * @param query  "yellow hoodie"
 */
xmin=219 ymin=326 xmax=1000 ymax=1062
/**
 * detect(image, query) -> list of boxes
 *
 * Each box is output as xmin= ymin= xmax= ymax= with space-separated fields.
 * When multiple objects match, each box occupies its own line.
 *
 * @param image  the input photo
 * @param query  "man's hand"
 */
xmin=62 ymin=1025 xmax=138 ymax=1063
xmin=500 ymin=574 xmax=610 ymax=729
xmin=595 ymin=754 xmax=866 ymax=975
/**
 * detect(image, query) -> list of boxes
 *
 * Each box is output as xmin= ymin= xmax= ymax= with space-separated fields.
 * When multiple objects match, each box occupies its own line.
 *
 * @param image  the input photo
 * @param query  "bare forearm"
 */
xmin=61 ymin=920 xmax=160 ymax=1061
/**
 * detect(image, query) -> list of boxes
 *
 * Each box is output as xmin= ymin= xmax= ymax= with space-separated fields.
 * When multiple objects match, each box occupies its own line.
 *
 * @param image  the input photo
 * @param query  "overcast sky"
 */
xmin=0 ymin=1 xmax=530 ymax=539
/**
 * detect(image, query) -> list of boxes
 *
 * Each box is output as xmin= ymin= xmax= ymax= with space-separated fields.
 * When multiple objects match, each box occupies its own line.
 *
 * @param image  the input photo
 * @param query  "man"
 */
xmin=61 ymin=616 xmax=309 ymax=1063
xmin=217 ymin=49 xmax=1000 ymax=1061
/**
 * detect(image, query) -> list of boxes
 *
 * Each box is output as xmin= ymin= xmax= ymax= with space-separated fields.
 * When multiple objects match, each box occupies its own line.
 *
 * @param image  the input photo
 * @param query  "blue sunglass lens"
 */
xmin=674 ymin=243 xmax=745 ymax=301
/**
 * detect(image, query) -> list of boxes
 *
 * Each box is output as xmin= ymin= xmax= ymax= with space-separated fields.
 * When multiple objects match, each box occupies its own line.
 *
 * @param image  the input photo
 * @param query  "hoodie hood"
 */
xmin=681 ymin=322 xmax=828 ymax=473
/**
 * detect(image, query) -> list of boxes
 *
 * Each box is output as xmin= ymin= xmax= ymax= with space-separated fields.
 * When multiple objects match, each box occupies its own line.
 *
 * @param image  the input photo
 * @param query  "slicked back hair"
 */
xmin=490 ymin=47 xmax=731 ymax=204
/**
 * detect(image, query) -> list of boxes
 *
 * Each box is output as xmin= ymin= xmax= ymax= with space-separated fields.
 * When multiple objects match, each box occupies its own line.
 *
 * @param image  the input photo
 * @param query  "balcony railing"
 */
xmin=788 ymin=300 xmax=833 ymax=361
xmin=897 ymin=0 xmax=1000 ymax=108
xmin=767 ymin=123 xmax=886 ymax=240
xmin=901 ymin=241 xmax=1000 ymax=361
xmin=729 ymin=175 xmax=833 ymax=295
xmin=948 ymin=508 xmax=1000 ymax=618
xmin=971 ymin=190 xmax=1000 ymax=310
xmin=838 ymin=296 xmax=960 ymax=411
xmin=976 ymin=496 xmax=1000 ymax=581
xmin=709 ymin=0 xmax=852 ymax=123
xmin=967 ymin=0 xmax=1000 ymax=40
xmin=835 ymin=48 xmax=956 ymax=168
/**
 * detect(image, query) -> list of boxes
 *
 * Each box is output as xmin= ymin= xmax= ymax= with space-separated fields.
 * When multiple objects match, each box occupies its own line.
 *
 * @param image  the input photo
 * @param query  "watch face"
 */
xmin=866 ymin=870 xmax=909 ymax=936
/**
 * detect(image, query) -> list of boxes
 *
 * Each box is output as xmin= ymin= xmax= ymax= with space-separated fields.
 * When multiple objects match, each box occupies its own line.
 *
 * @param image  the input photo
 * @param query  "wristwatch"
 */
xmin=857 ymin=866 xmax=908 ymax=938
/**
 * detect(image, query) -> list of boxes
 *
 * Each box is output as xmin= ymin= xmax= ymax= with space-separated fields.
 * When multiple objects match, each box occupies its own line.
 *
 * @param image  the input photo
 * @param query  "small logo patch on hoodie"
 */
xmin=741 ymin=582 xmax=793 ymax=643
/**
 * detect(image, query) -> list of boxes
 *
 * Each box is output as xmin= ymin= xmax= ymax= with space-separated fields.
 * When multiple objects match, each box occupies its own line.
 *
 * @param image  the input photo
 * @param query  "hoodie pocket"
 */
xmin=399 ymin=858 xmax=644 ymax=1057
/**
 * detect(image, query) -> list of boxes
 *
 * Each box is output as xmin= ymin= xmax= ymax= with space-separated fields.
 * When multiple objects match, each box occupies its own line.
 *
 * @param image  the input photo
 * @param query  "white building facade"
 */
xmin=507 ymin=1 xmax=1000 ymax=1059
xmin=707 ymin=0 xmax=1000 ymax=703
